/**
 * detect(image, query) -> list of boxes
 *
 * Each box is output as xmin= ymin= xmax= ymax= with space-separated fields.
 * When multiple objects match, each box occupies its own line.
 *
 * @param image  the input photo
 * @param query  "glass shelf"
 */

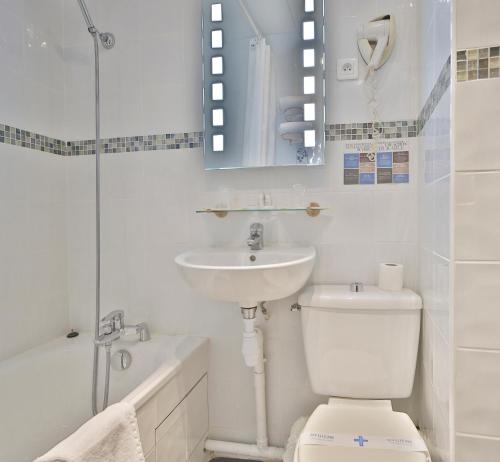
xmin=196 ymin=202 xmax=325 ymax=218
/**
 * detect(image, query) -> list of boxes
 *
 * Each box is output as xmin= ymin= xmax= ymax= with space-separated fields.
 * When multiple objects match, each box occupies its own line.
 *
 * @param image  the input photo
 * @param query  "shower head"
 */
xmin=76 ymin=0 xmax=115 ymax=49
xmin=99 ymin=32 xmax=115 ymax=49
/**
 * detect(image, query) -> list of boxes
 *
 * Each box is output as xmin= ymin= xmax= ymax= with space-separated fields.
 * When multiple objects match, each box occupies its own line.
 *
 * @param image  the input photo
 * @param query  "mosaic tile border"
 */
xmin=457 ymin=45 xmax=500 ymax=82
xmin=67 ymin=132 xmax=204 ymax=156
xmin=0 ymin=124 xmax=67 ymax=156
xmin=417 ymin=56 xmax=451 ymax=134
xmin=0 ymin=124 xmax=204 ymax=157
xmin=325 ymin=120 xmax=418 ymax=142
xmin=3 ymin=121 xmax=422 ymax=157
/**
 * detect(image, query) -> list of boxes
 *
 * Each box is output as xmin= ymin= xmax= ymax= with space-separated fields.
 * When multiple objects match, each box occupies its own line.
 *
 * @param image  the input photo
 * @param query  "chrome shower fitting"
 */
xmin=76 ymin=0 xmax=115 ymax=49
xmin=75 ymin=0 xmax=116 ymax=416
xmin=95 ymin=310 xmax=125 ymax=346
xmin=99 ymin=32 xmax=115 ymax=50
xmin=135 ymin=322 xmax=151 ymax=342
xmin=124 ymin=322 xmax=152 ymax=342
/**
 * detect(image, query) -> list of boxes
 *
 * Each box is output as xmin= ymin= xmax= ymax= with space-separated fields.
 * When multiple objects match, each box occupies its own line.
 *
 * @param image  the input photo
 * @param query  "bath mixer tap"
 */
xmin=96 ymin=310 xmax=125 ymax=345
xmin=247 ymin=223 xmax=264 ymax=250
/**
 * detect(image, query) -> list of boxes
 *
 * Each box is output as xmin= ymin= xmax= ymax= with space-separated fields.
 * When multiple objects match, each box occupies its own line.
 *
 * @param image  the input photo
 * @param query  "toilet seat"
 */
xmin=294 ymin=399 xmax=430 ymax=462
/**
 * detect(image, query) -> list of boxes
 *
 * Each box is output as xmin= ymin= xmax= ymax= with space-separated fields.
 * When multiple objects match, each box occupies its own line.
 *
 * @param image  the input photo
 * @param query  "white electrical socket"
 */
xmin=337 ymin=58 xmax=358 ymax=80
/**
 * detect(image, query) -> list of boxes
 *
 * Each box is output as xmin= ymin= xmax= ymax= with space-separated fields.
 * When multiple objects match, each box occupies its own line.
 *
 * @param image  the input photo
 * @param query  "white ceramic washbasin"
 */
xmin=175 ymin=246 xmax=316 ymax=307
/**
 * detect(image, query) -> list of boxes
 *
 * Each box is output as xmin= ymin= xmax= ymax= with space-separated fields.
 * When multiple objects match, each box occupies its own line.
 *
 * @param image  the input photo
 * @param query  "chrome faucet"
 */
xmin=96 ymin=311 xmax=152 ymax=345
xmin=247 ymin=223 xmax=264 ymax=250
xmin=124 ymin=322 xmax=151 ymax=342
xmin=96 ymin=310 xmax=125 ymax=345
xmin=135 ymin=322 xmax=151 ymax=342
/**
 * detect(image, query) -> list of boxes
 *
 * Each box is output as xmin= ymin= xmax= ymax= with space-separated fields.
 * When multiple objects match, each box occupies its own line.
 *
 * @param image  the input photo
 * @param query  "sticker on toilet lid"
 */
xmin=300 ymin=432 xmax=429 ymax=454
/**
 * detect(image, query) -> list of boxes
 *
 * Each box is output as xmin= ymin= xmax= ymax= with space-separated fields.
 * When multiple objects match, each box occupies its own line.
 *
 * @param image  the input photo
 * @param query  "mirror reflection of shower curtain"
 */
xmin=242 ymin=37 xmax=277 ymax=167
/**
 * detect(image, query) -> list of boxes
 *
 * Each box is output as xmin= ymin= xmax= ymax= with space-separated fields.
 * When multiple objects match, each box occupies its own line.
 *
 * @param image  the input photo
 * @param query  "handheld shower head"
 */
xmin=99 ymin=32 xmax=115 ymax=49
xmin=76 ymin=0 xmax=115 ymax=49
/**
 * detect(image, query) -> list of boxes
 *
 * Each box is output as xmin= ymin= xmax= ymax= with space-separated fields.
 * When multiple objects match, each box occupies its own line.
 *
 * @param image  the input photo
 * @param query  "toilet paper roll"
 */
xmin=378 ymin=263 xmax=404 ymax=291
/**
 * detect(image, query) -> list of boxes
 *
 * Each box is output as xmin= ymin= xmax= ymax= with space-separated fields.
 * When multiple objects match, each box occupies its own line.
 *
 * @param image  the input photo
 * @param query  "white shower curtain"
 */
xmin=242 ymin=37 xmax=277 ymax=167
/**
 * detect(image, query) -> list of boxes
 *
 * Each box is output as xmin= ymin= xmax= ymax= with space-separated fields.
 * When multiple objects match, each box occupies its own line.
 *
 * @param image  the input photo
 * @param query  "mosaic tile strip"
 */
xmin=0 ymin=124 xmax=67 ymax=155
xmin=343 ymin=140 xmax=410 ymax=185
xmin=1 ymin=121 xmax=417 ymax=155
xmin=417 ymin=56 xmax=451 ymax=134
xmin=0 ymin=125 xmax=204 ymax=157
xmin=66 ymin=132 xmax=204 ymax=156
xmin=457 ymin=45 xmax=500 ymax=82
xmin=325 ymin=120 xmax=418 ymax=142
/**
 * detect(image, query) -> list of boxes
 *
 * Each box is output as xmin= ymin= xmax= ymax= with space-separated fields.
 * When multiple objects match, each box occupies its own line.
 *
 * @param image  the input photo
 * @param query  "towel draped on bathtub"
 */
xmin=34 ymin=402 xmax=145 ymax=462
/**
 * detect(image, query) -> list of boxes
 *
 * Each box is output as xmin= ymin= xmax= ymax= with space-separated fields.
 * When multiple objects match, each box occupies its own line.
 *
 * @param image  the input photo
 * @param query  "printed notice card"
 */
xmin=343 ymin=140 xmax=410 ymax=185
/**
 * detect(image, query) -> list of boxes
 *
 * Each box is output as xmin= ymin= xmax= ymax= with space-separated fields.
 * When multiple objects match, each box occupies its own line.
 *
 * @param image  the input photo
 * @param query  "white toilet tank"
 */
xmin=298 ymin=284 xmax=422 ymax=399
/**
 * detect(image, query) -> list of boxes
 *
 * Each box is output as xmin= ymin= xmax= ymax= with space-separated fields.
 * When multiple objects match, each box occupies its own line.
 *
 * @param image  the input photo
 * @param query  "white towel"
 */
xmin=279 ymin=96 xmax=314 ymax=112
xmin=34 ymin=402 xmax=145 ymax=462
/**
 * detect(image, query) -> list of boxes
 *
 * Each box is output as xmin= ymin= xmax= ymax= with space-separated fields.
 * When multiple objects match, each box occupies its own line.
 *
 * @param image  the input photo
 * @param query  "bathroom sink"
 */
xmin=175 ymin=246 xmax=316 ymax=307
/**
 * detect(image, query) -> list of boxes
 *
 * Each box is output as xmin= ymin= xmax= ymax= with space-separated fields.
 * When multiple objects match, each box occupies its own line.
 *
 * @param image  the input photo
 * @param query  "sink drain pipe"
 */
xmin=205 ymin=305 xmax=285 ymax=460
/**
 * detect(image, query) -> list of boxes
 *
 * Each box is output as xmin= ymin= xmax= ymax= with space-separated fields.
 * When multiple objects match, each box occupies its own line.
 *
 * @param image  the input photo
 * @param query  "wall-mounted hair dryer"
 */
xmin=357 ymin=14 xmax=396 ymax=71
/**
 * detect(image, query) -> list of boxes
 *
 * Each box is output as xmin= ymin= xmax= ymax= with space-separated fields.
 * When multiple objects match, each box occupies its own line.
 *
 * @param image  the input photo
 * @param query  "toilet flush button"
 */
xmin=350 ymin=282 xmax=364 ymax=292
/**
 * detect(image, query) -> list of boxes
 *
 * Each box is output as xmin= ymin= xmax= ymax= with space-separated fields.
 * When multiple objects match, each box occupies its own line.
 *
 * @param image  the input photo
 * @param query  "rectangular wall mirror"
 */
xmin=202 ymin=0 xmax=326 ymax=170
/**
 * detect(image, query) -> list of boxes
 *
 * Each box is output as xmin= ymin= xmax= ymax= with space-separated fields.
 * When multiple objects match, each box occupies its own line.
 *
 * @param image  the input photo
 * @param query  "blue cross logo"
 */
xmin=354 ymin=436 xmax=368 ymax=447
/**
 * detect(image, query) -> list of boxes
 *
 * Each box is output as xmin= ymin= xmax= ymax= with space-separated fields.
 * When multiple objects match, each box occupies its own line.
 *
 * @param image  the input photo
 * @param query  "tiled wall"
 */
xmin=1 ymin=0 xmax=452 ymax=450
xmin=61 ymin=0 xmax=420 ymax=446
xmin=0 ymin=0 xmax=65 ymax=139
xmin=326 ymin=0 xmax=418 ymax=123
xmin=62 ymin=0 xmax=202 ymax=141
xmin=0 ymin=0 xmax=69 ymax=361
xmin=453 ymin=1 xmax=500 ymax=460
xmin=416 ymin=0 xmax=452 ymax=461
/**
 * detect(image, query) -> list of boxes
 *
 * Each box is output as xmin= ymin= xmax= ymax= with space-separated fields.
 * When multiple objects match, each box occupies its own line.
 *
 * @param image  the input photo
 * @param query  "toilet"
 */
xmin=294 ymin=284 xmax=430 ymax=462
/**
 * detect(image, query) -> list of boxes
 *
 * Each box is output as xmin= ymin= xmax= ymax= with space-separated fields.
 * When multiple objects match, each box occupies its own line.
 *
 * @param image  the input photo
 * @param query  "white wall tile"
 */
xmin=434 ymin=175 xmax=450 ymax=260
xmin=0 ymin=0 xmax=65 ymax=138
xmin=455 ymin=263 xmax=500 ymax=349
xmin=0 ymin=6 xmax=24 ymax=74
xmin=456 ymin=349 xmax=500 ymax=437
xmin=372 ymin=190 xmax=418 ymax=243
xmin=0 ymin=145 xmax=69 ymax=361
xmin=455 ymin=78 xmax=500 ymax=172
xmin=455 ymin=172 xmax=500 ymax=261
xmin=453 ymin=2 xmax=500 ymax=459
xmin=418 ymin=0 xmax=451 ymax=107
xmin=456 ymin=434 xmax=500 ymax=462
xmin=417 ymin=1 xmax=452 ymax=455
xmin=456 ymin=0 xmax=500 ymax=50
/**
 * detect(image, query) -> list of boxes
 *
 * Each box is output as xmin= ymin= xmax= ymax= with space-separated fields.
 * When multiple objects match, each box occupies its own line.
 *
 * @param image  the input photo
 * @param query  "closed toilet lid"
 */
xmin=296 ymin=404 xmax=430 ymax=462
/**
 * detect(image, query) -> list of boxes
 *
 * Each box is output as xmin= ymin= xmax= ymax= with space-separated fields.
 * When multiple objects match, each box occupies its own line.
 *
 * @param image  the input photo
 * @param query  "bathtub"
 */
xmin=0 ymin=332 xmax=209 ymax=462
